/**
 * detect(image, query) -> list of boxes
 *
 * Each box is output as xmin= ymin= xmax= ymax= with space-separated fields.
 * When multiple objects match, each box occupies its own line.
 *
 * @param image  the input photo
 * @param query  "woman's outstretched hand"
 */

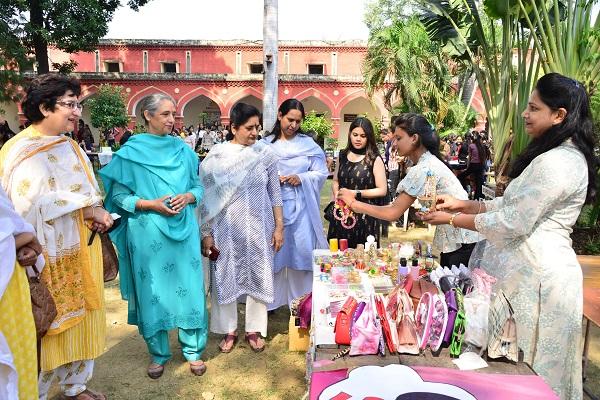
xmin=434 ymin=195 xmax=463 ymax=212
xmin=337 ymin=188 xmax=356 ymax=207
xmin=418 ymin=211 xmax=452 ymax=226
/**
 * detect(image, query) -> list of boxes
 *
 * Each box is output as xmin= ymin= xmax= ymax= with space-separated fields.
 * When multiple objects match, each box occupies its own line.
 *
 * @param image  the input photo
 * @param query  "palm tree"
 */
xmin=363 ymin=17 xmax=452 ymax=125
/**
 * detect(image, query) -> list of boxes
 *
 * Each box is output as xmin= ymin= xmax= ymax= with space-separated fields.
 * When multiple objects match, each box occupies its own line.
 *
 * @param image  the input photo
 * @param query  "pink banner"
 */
xmin=311 ymin=364 xmax=558 ymax=400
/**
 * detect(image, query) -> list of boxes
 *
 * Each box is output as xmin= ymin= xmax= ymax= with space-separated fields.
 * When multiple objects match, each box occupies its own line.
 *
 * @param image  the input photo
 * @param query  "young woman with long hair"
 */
xmin=329 ymin=117 xmax=388 ymax=248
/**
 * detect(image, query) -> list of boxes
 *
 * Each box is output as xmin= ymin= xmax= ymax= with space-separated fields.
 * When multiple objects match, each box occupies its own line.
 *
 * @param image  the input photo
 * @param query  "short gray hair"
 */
xmin=139 ymin=94 xmax=176 ymax=124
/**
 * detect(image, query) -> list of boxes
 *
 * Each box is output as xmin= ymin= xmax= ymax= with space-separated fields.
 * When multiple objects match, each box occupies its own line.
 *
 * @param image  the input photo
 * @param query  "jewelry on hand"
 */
xmin=333 ymin=199 xmax=357 ymax=229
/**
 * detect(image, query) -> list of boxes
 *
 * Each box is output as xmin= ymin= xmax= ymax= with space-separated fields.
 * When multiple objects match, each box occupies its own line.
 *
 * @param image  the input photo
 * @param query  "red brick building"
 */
xmin=65 ymin=39 xmax=391 ymax=145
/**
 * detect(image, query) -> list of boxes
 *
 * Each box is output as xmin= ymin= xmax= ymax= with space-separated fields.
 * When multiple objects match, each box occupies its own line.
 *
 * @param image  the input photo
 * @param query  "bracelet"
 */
xmin=449 ymin=212 xmax=462 ymax=227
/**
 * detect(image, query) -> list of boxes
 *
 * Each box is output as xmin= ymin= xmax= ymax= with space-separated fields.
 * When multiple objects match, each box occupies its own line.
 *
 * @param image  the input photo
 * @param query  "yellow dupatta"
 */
xmin=0 ymin=126 xmax=102 ymax=335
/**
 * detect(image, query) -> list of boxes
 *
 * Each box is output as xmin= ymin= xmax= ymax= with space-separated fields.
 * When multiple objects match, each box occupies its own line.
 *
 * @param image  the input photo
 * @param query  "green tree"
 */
xmin=363 ymin=17 xmax=452 ymax=126
xmin=0 ymin=0 xmax=151 ymax=77
xmin=86 ymin=84 xmax=129 ymax=139
xmin=301 ymin=111 xmax=334 ymax=147
xmin=0 ymin=1 xmax=32 ymax=103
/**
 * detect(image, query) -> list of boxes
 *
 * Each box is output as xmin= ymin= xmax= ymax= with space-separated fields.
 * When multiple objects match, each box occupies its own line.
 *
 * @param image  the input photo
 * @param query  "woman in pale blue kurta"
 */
xmin=100 ymin=94 xmax=208 ymax=379
xmin=422 ymin=73 xmax=598 ymax=400
xmin=266 ymin=99 xmax=329 ymax=310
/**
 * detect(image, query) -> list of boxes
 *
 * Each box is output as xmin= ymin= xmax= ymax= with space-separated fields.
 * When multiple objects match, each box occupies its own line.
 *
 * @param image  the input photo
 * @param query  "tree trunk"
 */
xmin=262 ymin=0 xmax=278 ymax=133
xmin=29 ymin=0 xmax=49 ymax=73
xmin=494 ymin=133 xmax=514 ymax=197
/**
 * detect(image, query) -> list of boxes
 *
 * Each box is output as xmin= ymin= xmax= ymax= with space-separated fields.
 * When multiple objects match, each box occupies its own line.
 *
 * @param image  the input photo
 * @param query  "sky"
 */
xmin=106 ymin=0 xmax=371 ymax=41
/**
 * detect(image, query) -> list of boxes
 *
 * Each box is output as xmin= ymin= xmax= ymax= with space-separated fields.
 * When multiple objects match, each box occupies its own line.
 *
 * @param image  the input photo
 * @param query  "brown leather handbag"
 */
xmin=100 ymin=232 xmax=119 ymax=282
xmin=28 ymin=264 xmax=57 ymax=339
xmin=408 ymin=278 xmax=438 ymax=311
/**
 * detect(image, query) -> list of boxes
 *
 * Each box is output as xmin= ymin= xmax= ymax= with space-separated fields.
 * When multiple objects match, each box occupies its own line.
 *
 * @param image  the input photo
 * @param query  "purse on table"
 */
xmin=395 ymin=288 xmax=419 ymax=355
xmin=408 ymin=277 xmax=438 ymax=311
xmin=349 ymin=296 xmax=381 ymax=356
xmin=415 ymin=291 xmax=448 ymax=352
xmin=29 ymin=264 xmax=58 ymax=340
xmin=487 ymin=290 xmax=518 ymax=362
xmin=375 ymin=293 xmax=398 ymax=353
xmin=334 ymin=296 xmax=358 ymax=345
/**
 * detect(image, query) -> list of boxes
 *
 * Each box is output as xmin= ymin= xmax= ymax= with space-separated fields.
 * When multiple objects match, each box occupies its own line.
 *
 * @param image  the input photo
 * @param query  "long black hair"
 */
xmin=509 ymin=72 xmax=598 ymax=203
xmin=344 ymin=117 xmax=380 ymax=166
xmin=393 ymin=113 xmax=443 ymax=162
xmin=268 ymin=98 xmax=306 ymax=143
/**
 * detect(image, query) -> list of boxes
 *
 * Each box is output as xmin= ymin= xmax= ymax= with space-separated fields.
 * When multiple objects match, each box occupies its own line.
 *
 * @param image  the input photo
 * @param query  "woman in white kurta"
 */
xmin=423 ymin=73 xmax=598 ymax=400
xmin=200 ymin=103 xmax=284 ymax=353
xmin=266 ymin=99 xmax=329 ymax=311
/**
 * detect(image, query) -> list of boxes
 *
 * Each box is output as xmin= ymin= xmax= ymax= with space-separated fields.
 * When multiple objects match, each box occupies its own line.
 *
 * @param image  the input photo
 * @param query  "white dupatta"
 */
xmin=199 ymin=140 xmax=278 ymax=223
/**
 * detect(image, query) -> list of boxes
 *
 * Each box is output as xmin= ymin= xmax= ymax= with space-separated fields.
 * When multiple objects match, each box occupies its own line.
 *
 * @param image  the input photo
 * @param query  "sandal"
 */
xmin=245 ymin=332 xmax=265 ymax=353
xmin=64 ymin=389 xmax=106 ymax=400
xmin=218 ymin=333 xmax=238 ymax=353
xmin=147 ymin=362 xmax=164 ymax=379
xmin=189 ymin=360 xmax=207 ymax=376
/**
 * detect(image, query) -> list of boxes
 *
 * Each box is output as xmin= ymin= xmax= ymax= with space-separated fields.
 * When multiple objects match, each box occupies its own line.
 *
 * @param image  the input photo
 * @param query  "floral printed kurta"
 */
xmin=474 ymin=140 xmax=586 ymax=400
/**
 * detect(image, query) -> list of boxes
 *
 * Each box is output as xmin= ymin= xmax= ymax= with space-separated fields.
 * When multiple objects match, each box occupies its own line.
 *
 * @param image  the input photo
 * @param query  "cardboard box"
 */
xmin=288 ymin=315 xmax=310 ymax=351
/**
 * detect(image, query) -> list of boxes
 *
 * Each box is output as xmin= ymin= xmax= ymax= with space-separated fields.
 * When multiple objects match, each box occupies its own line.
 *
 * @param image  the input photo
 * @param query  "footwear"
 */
xmin=64 ymin=389 xmax=107 ymax=400
xmin=147 ymin=362 xmax=164 ymax=379
xmin=218 ymin=333 xmax=238 ymax=353
xmin=245 ymin=332 xmax=265 ymax=353
xmin=189 ymin=360 xmax=207 ymax=376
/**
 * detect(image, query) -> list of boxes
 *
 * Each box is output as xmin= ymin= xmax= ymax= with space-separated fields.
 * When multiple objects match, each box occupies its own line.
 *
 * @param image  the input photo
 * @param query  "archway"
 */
xmin=182 ymin=95 xmax=221 ymax=129
xmin=301 ymin=95 xmax=332 ymax=118
xmin=79 ymin=94 xmax=102 ymax=145
xmin=232 ymin=95 xmax=263 ymax=116
xmin=338 ymin=96 xmax=382 ymax=148
xmin=0 ymin=101 xmax=20 ymax=133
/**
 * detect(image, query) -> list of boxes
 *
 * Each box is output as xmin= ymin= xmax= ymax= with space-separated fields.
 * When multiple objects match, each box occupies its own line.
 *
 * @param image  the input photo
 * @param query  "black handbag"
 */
xmin=324 ymin=201 xmax=335 ymax=223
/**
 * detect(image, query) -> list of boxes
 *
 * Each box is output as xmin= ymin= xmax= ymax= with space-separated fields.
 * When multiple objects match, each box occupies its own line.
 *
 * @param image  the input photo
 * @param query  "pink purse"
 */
xmin=349 ymin=297 xmax=381 ymax=356
xmin=395 ymin=288 xmax=419 ymax=355
xmin=415 ymin=292 xmax=448 ymax=352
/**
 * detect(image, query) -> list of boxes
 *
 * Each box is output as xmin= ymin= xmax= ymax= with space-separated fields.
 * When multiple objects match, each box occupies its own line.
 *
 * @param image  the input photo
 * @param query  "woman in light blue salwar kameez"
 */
xmin=100 ymin=94 xmax=208 ymax=379
xmin=265 ymin=99 xmax=329 ymax=310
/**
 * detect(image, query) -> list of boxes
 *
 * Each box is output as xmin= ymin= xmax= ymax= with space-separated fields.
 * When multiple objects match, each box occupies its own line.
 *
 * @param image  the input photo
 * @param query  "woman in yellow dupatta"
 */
xmin=0 ymin=74 xmax=113 ymax=400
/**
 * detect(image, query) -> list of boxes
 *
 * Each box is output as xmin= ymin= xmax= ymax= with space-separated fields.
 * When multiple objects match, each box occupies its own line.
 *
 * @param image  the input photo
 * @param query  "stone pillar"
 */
xmin=262 ymin=0 xmax=278 ymax=134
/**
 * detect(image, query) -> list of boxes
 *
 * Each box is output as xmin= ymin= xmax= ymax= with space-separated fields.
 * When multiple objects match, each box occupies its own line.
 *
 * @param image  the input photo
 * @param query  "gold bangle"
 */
xmin=91 ymin=206 xmax=96 ymax=220
xmin=449 ymin=212 xmax=462 ymax=227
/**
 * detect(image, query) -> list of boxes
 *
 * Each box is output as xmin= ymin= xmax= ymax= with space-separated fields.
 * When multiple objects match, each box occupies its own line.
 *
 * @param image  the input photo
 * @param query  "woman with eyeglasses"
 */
xmin=0 ymin=73 xmax=113 ymax=400
xmin=422 ymin=73 xmax=597 ymax=399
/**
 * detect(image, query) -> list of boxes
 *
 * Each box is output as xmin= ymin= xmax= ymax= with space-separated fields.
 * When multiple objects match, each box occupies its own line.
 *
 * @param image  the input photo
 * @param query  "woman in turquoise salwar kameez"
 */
xmin=100 ymin=94 xmax=208 ymax=379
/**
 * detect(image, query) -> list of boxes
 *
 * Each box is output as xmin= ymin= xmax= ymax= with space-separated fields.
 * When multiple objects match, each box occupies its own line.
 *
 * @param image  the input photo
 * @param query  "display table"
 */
xmin=308 ymin=249 xmax=556 ymax=400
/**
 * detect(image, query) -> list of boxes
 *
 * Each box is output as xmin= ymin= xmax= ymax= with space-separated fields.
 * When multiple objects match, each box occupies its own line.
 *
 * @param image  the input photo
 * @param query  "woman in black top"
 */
xmin=328 ymin=117 xmax=387 ymax=248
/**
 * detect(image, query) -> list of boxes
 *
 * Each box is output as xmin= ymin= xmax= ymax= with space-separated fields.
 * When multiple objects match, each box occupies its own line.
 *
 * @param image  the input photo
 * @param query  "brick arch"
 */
xmin=177 ymin=87 xmax=226 ymax=116
xmin=224 ymin=87 xmax=263 ymax=111
xmin=335 ymin=89 xmax=385 ymax=116
xmin=294 ymin=88 xmax=336 ymax=114
xmin=127 ymin=86 xmax=173 ymax=116
xmin=79 ymin=85 xmax=99 ymax=102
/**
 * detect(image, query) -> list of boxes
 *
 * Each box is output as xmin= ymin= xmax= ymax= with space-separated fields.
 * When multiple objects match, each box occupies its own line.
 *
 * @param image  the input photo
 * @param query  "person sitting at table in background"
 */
xmin=265 ymin=98 xmax=329 ymax=311
xmin=338 ymin=113 xmax=479 ymax=267
xmin=421 ymin=73 xmax=597 ymax=400
xmin=100 ymin=93 xmax=208 ymax=379
xmin=0 ymin=73 xmax=113 ymax=400
xmin=328 ymin=117 xmax=387 ymax=248
xmin=0 ymin=186 xmax=43 ymax=400
xmin=200 ymin=102 xmax=283 ymax=353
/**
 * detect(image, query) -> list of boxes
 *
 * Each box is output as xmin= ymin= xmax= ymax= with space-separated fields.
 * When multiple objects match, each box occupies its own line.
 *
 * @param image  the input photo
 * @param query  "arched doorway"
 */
xmin=182 ymin=95 xmax=221 ymax=129
xmin=80 ymin=94 xmax=102 ymax=144
xmin=232 ymin=95 xmax=263 ymax=117
xmin=338 ymin=97 xmax=382 ymax=148
xmin=0 ymin=101 xmax=20 ymax=133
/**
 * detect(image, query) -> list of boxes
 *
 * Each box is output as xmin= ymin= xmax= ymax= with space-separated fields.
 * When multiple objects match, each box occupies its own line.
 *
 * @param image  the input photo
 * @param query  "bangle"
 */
xmin=449 ymin=212 xmax=462 ymax=227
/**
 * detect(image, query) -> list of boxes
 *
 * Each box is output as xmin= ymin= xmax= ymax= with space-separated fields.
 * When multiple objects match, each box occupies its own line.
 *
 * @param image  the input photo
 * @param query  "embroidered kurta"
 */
xmin=100 ymin=133 xmax=207 ymax=340
xmin=0 ymin=186 xmax=38 ymax=400
xmin=474 ymin=140 xmax=586 ymax=400
xmin=0 ymin=126 xmax=106 ymax=372
xmin=200 ymin=141 xmax=283 ymax=305
xmin=397 ymin=151 xmax=479 ymax=253
xmin=267 ymin=134 xmax=329 ymax=273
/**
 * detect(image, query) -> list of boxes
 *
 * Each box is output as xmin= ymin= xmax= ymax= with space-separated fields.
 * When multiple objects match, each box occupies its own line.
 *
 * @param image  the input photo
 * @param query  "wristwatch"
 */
xmin=355 ymin=190 xmax=362 ymax=200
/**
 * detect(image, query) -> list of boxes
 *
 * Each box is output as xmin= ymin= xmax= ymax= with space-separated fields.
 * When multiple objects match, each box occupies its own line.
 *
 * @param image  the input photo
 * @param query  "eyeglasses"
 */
xmin=56 ymin=101 xmax=83 ymax=111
